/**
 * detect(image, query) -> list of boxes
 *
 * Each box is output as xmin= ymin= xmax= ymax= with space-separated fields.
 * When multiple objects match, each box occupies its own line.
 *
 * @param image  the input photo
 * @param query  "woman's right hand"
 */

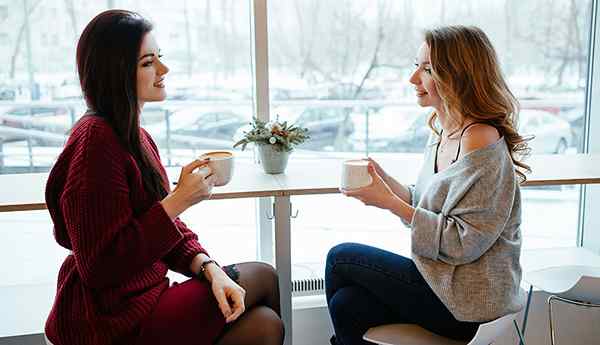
xmin=161 ymin=159 xmax=216 ymax=219
xmin=364 ymin=158 xmax=388 ymax=181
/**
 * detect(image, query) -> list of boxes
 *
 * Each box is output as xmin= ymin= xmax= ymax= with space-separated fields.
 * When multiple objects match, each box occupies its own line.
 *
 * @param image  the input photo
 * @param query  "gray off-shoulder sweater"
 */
xmin=407 ymin=137 xmax=526 ymax=322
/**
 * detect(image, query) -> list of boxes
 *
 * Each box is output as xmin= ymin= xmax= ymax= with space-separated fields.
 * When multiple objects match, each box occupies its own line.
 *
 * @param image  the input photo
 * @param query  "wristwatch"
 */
xmin=198 ymin=259 xmax=220 ymax=279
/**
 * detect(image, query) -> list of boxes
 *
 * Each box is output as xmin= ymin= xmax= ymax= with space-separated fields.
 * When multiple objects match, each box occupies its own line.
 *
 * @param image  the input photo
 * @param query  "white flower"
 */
xmin=269 ymin=137 xmax=277 ymax=144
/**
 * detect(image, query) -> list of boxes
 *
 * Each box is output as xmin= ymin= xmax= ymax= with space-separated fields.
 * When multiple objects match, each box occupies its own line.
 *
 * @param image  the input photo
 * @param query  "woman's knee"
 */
xmin=252 ymin=262 xmax=279 ymax=290
xmin=327 ymin=242 xmax=360 ymax=266
xmin=249 ymin=306 xmax=284 ymax=343
xmin=328 ymin=287 xmax=356 ymax=320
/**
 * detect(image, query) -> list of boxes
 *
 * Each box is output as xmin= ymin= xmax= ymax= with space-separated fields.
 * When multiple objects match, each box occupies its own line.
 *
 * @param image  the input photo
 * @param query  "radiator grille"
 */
xmin=292 ymin=277 xmax=325 ymax=297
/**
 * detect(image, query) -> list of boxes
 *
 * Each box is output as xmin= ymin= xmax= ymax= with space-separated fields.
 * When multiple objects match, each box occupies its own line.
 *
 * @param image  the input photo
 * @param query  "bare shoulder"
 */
xmin=460 ymin=123 xmax=501 ymax=155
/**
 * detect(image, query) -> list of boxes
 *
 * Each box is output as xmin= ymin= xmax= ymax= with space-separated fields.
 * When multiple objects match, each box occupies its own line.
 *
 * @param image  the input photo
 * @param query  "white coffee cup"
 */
xmin=341 ymin=159 xmax=372 ymax=190
xmin=199 ymin=151 xmax=234 ymax=187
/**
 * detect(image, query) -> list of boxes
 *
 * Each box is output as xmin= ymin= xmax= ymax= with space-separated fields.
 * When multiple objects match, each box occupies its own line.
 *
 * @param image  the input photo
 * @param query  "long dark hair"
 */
xmin=76 ymin=9 xmax=167 ymax=199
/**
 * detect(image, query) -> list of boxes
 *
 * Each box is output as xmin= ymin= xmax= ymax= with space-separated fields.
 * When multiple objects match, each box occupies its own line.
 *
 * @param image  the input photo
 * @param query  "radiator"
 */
xmin=292 ymin=277 xmax=325 ymax=297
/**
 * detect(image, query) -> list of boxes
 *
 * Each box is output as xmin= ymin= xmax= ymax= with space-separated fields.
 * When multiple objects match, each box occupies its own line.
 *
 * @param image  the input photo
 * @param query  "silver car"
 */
xmin=519 ymin=109 xmax=572 ymax=154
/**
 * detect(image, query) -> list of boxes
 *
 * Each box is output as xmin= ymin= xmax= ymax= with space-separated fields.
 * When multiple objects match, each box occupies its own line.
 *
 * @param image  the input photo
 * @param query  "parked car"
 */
xmin=385 ymin=111 xmax=432 ymax=152
xmin=270 ymin=87 xmax=317 ymax=101
xmin=294 ymin=107 xmax=355 ymax=150
xmin=560 ymin=106 xmax=585 ymax=152
xmin=0 ymin=87 xmax=16 ymax=101
xmin=383 ymin=108 xmax=572 ymax=154
xmin=144 ymin=107 xmax=249 ymax=150
xmin=167 ymin=86 xmax=249 ymax=102
xmin=322 ymin=83 xmax=384 ymax=100
xmin=171 ymin=111 xmax=247 ymax=141
xmin=53 ymin=79 xmax=83 ymax=100
xmin=321 ymin=83 xmax=385 ymax=112
xmin=0 ymin=105 xmax=75 ymax=144
xmin=233 ymin=107 xmax=356 ymax=151
xmin=519 ymin=109 xmax=572 ymax=154
xmin=349 ymin=107 xmax=422 ymax=152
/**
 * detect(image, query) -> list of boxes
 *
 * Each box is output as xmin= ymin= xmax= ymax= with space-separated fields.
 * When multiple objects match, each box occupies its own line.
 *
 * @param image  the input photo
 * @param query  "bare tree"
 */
xmin=63 ymin=0 xmax=78 ymax=40
xmin=183 ymin=0 xmax=193 ymax=78
xmin=515 ymin=0 xmax=590 ymax=89
xmin=9 ymin=0 xmax=42 ymax=79
xmin=334 ymin=0 xmax=392 ymax=150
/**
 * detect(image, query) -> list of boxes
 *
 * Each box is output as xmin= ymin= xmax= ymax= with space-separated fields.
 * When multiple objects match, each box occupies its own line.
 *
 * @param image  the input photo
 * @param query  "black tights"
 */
xmin=215 ymin=262 xmax=284 ymax=345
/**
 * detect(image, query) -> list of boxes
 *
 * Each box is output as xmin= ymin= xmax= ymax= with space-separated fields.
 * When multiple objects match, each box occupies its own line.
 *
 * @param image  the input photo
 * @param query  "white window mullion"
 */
xmin=251 ymin=0 xmax=275 ymax=264
xmin=251 ymin=0 xmax=271 ymax=123
xmin=582 ymin=0 xmax=600 ymax=253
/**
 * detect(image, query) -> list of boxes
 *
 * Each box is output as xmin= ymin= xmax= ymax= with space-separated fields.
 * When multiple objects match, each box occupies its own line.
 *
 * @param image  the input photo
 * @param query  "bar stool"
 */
xmin=522 ymin=265 xmax=600 ymax=345
xmin=363 ymin=311 xmax=520 ymax=345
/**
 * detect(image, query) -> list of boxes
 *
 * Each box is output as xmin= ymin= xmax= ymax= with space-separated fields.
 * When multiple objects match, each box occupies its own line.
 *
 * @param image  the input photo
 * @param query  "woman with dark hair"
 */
xmin=325 ymin=25 xmax=530 ymax=345
xmin=44 ymin=10 xmax=283 ymax=345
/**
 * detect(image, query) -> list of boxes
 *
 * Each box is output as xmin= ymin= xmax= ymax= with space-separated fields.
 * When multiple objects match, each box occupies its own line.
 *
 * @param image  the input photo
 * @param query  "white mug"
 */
xmin=340 ymin=159 xmax=372 ymax=190
xmin=199 ymin=151 xmax=234 ymax=187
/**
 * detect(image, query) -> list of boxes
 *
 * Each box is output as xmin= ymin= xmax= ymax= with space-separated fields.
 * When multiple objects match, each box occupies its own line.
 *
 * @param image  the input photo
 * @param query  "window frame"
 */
xmin=582 ymin=0 xmax=600 ymax=252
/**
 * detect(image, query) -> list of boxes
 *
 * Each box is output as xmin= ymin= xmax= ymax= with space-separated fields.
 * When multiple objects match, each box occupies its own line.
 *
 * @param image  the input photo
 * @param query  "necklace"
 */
xmin=438 ymin=122 xmax=471 ymax=154
xmin=441 ymin=126 xmax=462 ymax=140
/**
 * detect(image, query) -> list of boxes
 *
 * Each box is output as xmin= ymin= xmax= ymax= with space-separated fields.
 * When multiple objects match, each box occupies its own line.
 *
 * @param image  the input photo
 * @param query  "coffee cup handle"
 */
xmin=197 ymin=166 xmax=212 ymax=177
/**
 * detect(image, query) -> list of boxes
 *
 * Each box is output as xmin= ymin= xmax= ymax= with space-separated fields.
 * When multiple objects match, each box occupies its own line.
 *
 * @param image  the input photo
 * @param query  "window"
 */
xmin=268 ymin=0 xmax=592 ymax=285
xmin=0 ymin=6 xmax=7 ymax=22
xmin=0 ymin=0 xmax=597 ymax=335
xmin=0 ymin=33 xmax=8 ymax=46
xmin=0 ymin=1 xmax=254 ymax=174
xmin=0 ymin=1 xmax=258 ymax=336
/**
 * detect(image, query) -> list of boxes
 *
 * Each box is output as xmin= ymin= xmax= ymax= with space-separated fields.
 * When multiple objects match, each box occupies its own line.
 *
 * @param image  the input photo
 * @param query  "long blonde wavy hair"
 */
xmin=424 ymin=25 xmax=531 ymax=182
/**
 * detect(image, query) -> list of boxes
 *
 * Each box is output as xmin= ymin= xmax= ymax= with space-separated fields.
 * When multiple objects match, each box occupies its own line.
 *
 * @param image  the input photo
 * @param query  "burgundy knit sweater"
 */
xmin=44 ymin=115 xmax=208 ymax=345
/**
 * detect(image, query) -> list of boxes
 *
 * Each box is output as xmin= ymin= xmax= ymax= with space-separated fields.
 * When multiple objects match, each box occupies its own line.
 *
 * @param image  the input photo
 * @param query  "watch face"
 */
xmin=222 ymin=264 xmax=240 ymax=283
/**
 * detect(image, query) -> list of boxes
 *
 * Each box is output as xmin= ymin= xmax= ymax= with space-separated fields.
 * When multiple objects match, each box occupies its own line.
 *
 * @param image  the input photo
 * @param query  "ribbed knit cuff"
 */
xmin=173 ymin=240 xmax=207 ymax=277
xmin=410 ymin=206 xmax=442 ymax=260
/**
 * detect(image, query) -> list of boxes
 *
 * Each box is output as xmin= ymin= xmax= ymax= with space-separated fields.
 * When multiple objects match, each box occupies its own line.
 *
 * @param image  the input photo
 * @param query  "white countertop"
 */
xmin=2 ymin=154 xmax=600 ymax=212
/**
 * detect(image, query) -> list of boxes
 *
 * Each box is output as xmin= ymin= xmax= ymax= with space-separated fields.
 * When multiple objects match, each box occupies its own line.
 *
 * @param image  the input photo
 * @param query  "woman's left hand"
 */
xmin=341 ymin=162 xmax=397 ymax=210
xmin=208 ymin=267 xmax=246 ymax=323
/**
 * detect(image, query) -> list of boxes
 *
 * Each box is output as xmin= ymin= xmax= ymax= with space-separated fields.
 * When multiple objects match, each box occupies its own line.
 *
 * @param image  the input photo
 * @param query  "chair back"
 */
xmin=466 ymin=312 xmax=518 ymax=345
xmin=564 ymin=274 xmax=600 ymax=304
xmin=526 ymin=265 xmax=600 ymax=304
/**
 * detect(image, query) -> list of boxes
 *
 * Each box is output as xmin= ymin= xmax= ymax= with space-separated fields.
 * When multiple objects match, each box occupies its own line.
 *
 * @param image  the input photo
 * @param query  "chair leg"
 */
xmin=548 ymin=295 xmax=558 ymax=345
xmin=546 ymin=295 xmax=600 ymax=345
xmin=515 ymin=284 xmax=533 ymax=345
xmin=521 ymin=285 xmax=534 ymax=334
xmin=514 ymin=320 xmax=526 ymax=345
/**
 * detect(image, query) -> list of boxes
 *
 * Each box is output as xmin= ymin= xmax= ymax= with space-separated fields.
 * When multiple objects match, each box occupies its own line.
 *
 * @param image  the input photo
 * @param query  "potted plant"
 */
xmin=233 ymin=116 xmax=310 ymax=174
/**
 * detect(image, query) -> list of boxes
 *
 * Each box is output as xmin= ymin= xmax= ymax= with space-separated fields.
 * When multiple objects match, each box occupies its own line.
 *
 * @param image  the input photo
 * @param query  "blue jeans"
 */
xmin=325 ymin=243 xmax=480 ymax=345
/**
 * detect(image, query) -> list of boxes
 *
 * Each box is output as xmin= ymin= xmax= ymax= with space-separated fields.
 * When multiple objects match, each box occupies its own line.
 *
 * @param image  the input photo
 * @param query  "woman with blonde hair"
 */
xmin=325 ymin=25 xmax=530 ymax=345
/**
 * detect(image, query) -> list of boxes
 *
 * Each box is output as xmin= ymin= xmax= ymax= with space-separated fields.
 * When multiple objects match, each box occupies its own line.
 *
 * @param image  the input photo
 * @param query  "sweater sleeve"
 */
xmin=62 ymin=194 xmax=183 ymax=288
xmin=60 ymin=125 xmax=183 ymax=289
xmin=410 ymin=166 xmax=516 ymax=265
xmin=140 ymin=128 xmax=210 ymax=276
xmin=399 ymin=184 xmax=416 ymax=228
xmin=162 ymin=218 xmax=209 ymax=276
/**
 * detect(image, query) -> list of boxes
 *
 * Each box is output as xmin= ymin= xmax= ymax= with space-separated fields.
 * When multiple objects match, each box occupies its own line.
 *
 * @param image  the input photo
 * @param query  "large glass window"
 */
xmin=0 ymin=0 xmax=254 ymax=173
xmin=0 ymin=0 xmax=595 ymax=333
xmin=267 ymin=0 xmax=592 ymax=287
xmin=0 ymin=0 xmax=257 ymax=336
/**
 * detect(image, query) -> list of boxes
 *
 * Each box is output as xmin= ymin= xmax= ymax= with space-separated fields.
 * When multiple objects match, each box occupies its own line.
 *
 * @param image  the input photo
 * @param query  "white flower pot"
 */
xmin=257 ymin=144 xmax=290 ymax=174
